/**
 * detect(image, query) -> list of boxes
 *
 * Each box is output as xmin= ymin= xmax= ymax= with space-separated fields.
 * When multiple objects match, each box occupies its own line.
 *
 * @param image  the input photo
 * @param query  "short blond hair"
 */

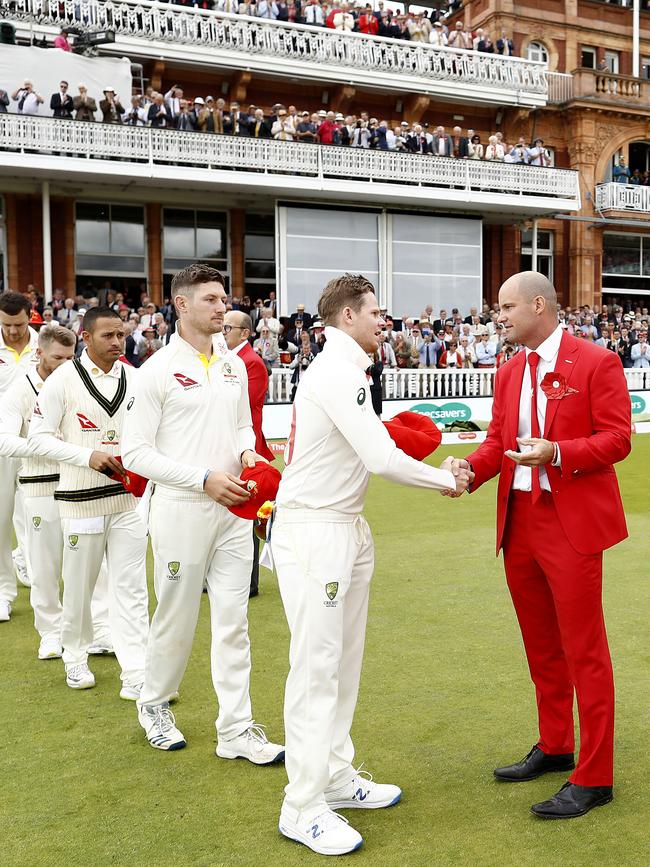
xmin=38 ymin=323 xmax=76 ymax=349
xmin=317 ymin=274 xmax=376 ymax=326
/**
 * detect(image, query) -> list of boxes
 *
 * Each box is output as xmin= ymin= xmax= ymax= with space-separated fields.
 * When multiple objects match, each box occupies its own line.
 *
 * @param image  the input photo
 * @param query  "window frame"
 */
xmin=75 ymin=201 xmax=147 ymax=278
xmin=526 ymin=41 xmax=549 ymax=64
xmin=162 ymin=207 xmax=230 ymax=277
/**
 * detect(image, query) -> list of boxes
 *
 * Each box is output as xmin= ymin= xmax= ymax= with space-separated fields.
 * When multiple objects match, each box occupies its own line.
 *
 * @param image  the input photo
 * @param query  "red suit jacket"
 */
xmin=238 ymin=341 xmax=274 ymax=463
xmin=468 ymin=333 xmax=631 ymax=556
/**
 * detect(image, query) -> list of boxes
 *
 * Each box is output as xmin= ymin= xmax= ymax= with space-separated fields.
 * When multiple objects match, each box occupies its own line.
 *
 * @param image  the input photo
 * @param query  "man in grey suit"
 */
xmin=432 ymin=125 xmax=452 ymax=157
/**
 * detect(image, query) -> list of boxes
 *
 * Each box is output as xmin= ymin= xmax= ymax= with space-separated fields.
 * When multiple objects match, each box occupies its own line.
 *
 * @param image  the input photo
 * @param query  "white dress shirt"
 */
xmin=513 ymin=325 xmax=563 ymax=492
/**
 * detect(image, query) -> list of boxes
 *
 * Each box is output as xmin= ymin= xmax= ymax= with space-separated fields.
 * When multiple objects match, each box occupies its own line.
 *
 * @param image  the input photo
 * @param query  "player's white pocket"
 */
xmin=67 ymin=516 xmax=105 ymax=534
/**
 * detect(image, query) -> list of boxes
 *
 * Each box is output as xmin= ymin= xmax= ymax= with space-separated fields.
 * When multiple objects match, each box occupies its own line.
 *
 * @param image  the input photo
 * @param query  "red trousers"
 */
xmin=502 ymin=491 xmax=615 ymax=786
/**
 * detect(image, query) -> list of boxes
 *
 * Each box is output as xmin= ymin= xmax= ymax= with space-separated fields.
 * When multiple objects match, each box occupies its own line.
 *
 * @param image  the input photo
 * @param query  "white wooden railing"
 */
xmin=266 ymin=366 xmax=650 ymax=403
xmin=0 ymin=115 xmax=581 ymax=202
xmin=596 ymin=182 xmax=650 ymax=212
xmin=547 ymin=71 xmax=574 ymax=104
xmin=1 ymin=0 xmax=549 ymax=102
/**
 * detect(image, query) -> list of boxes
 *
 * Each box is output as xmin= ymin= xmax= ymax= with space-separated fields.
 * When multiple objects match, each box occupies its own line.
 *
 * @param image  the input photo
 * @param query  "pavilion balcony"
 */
xmin=596 ymin=182 xmax=650 ymax=213
xmin=0 ymin=115 xmax=581 ymax=216
xmin=4 ymin=0 xmax=550 ymax=107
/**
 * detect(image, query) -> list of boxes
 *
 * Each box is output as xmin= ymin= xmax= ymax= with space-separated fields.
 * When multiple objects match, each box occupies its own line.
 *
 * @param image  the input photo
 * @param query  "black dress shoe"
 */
xmin=531 ymin=782 xmax=613 ymax=818
xmin=494 ymin=745 xmax=575 ymax=782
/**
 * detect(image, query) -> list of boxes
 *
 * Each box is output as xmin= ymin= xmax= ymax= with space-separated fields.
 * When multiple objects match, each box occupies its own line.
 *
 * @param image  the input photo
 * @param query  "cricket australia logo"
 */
xmin=324 ymin=581 xmax=339 ymax=607
xmin=32 ymin=516 xmax=42 ymax=529
xmin=68 ymin=534 xmax=79 ymax=549
xmin=167 ymin=561 xmax=181 ymax=581
xmin=106 ymin=430 xmax=116 ymax=441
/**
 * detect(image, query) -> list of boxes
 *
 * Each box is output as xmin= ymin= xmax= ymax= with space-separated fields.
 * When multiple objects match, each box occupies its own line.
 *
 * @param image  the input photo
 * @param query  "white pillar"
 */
xmin=41 ymin=181 xmax=52 ymax=304
xmin=633 ymin=0 xmax=640 ymax=78
xmin=531 ymin=218 xmax=539 ymax=273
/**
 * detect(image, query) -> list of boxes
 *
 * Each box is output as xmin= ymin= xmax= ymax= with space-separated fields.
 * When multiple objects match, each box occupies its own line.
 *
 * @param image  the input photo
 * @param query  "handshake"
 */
xmin=440 ymin=456 xmax=474 ymax=497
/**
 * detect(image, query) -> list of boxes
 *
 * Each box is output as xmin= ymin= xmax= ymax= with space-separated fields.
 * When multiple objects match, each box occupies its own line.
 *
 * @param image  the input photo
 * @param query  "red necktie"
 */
xmin=527 ymin=352 xmax=541 ymax=503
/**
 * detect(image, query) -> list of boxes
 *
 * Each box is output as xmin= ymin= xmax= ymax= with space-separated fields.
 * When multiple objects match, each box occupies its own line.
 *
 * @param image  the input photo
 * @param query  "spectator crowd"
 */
xmin=0 ymin=77 xmax=553 ymax=165
xmin=18 ymin=285 xmax=650 ymax=398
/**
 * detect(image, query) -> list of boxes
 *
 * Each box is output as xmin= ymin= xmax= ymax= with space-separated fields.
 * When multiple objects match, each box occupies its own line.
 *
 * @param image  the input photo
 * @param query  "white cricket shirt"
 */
xmin=122 ymin=328 xmax=255 ymax=492
xmin=0 ymin=327 xmax=39 ymax=396
xmin=276 ymin=326 xmax=456 ymax=515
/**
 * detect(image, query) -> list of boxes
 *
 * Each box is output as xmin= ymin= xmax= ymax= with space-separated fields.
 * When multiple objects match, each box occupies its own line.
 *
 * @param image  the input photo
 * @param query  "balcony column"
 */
xmin=41 ymin=181 xmax=53 ymax=304
xmin=230 ymin=209 xmax=246 ymax=297
xmin=531 ymin=219 xmax=538 ymax=273
xmin=633 ymin=0 xmax=640 ymax=78
xmin=146 ymin=203 xmax=163 ymax=305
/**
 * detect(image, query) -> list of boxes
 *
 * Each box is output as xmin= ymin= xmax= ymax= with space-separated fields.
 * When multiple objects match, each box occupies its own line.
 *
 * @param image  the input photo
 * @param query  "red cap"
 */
xmin=108 ymin=457 xmax=149 ymax=498
xmin=29 ymin=310 xmax=44 ymax=325
xmin=383 ymin=411 xmax=441 ymax=460
xmin=228 ymin=462 xmax=282 ymax=520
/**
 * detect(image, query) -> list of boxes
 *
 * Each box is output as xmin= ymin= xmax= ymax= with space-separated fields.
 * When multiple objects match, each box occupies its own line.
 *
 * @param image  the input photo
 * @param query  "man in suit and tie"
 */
xmin=223 ymin=310 xmax=274 ymax=598
xmin=250 ymin=108 xmax=272 ymax=140
xmin=448 ymin=271 xmax=631 ymax=819
xmin=57 ymin=298 xmax=78 ymax=328
xmin=50 ymin=81 xmax=73 ymax=119
xmin=224 ymin=102 xmax=250 ymax=136
xmin=289 ymin=304 xmax=312 ymax=330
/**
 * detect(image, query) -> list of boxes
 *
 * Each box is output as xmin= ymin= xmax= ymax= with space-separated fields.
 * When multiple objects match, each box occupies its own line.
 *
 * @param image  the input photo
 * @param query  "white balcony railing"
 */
xmin=267 ymin=366 xmax=650 ymax=403
xmin=547 ymin=71 xmax=574 ymax=104
xmin=596 ymin=182 xmax=650 ymax=212
xmin=0 ymin=115 xmax=581 ymax=204
xmin=2 ymin=0 xmax=549 ymax=104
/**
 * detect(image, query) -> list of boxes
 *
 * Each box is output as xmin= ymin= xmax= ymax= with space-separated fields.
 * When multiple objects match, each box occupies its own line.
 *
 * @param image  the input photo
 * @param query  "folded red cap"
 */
xmin=228 ymin=462 xmax=282 ymax=520
xmin=107 ymin=457 xmax=149 ymax=498
xmin=383 ymin=411 xmax=442 ymax=461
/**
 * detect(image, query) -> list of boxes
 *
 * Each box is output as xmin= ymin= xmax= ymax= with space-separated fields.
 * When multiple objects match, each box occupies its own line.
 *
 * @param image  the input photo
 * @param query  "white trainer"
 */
xmin=216 ymin=724 xmax=285 ymax=765
xmin=38 ymin=635 xmax=63 ymax=660
xmin=13 ymin=548 xmax=31 ymax=587
xmin=86 ymin=639 xmax=114 ymax=655
xmin=325 ymin=767 xmax=402 ymax=810
xmin=279 ymin=807 xmax=363 ymax=856
xmin=0 ymin=601 xmax=10 ymax=622
xmin=138 ymin=703 xmax=186 ymax=751
xmin=119 ymin=682 xmax=143 ymax=701
xmin=65 ymin=663 xmax=96 ymax=690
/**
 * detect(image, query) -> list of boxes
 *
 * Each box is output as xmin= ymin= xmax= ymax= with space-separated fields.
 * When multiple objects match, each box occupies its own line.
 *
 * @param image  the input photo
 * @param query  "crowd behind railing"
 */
xmin=13 ymin=285 xmax=650 ymax=403
xmin=0 ymin=76 xmax=554 ymax=164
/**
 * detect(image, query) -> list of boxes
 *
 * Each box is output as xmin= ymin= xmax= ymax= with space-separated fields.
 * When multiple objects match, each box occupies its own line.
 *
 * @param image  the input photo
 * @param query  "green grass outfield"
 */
xmin=3 ymin=438 xmax=649 ymax=867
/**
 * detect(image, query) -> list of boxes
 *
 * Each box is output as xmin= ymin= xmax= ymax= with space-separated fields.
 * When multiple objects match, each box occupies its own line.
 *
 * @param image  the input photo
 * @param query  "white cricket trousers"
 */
xmin=23 ymin=494 xmax=111 ymax=642
xmin=139 ymin=489 xmax=254 ymax=740
xmin=272 ymin=509 xmax=374 ymax=818
xmin=60 ymin=510 xmax=149 ymax=685
xmin=0 ymin=455 xmax=25 ymax=604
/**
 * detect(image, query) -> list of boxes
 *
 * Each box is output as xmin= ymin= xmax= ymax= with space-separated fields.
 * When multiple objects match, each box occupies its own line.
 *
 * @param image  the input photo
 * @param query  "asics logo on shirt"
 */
xmin=173 ymin=372 xmax=201 ymax=390
xmin=76 ymin=413 xmax=100 ymax=431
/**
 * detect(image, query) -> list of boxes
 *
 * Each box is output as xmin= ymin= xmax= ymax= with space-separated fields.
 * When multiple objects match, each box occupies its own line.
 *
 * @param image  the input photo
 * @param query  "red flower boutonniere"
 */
xmin=540 ymin=372 xmax=579 ymax=400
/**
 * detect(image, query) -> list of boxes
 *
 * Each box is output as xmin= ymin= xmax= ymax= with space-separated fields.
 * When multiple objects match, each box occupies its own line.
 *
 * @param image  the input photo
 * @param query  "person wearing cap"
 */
xmin=137 ymin=327 xmax=162 ymax=364
xmin=223 ymin=310 xmax=274 ymax=598
xmin=527 ymin=138 xmax=551 ymax=167
xmin=631 ymin=330 xmax=650 ymax=366
xmin=122 ymin=263 xmax=284 ymax=761
xmin=99 ymin=87 xmax=124 ymax=124
xmin=272 ymin=274 xmax=470 ymax=855
xmin=295 ymin=110 xmax=318 ymax=143
xmin=429 ymin=20 xmax=448 ymax=47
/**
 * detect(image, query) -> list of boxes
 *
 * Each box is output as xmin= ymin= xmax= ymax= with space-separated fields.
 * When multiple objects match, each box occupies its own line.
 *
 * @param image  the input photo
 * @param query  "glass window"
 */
xmin=521 ymin=230 xmax=554 ymax=283
xmin=75 ymin=203 xmax=145 ymax=275
xmin=604 ymin=50 xmax=620 ymax=74
xmin=581 ymin=47 xmax=596 ymax=69
xmin=526 ymin=41 xmax=549 ymax=64
xmin=0 ymin=194 xmax=5 ymax=293
xmin=643 ymin=57 xmax=650 ymax=80
xmin=163 ymin=209 xmax=227 ymax=272
xmin=245 ymin=212 xmax=275 ymax=291
xmin=602 ymin=234 xmax=641 ymax=275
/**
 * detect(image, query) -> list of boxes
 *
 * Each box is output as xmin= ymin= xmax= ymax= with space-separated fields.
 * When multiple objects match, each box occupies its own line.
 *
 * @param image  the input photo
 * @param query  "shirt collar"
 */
xmin=0 ymin=326 xmax=39 ymax=353
xmin=323 ymin=326 xmax=373 ymax=371
xmin=80 ymin=348 xmax=123 ymax=378
xmin=525 ymin=325 xmax=563 ymax=364
xmin=170 ymin=326 xmax=223 ymax=362
xmin=232 ymin=340 xmax=247 ymax=356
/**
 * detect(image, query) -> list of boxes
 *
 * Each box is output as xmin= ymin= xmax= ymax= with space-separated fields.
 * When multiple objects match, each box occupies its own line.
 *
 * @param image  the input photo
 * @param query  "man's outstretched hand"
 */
xmin=505 ymin=437 xmax=555 ymax=467
xmin=440 ymin=456 xmax=474 ymax=497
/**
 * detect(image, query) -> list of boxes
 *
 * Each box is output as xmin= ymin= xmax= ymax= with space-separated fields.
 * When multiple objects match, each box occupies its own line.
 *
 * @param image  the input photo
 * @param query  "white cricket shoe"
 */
xmin=138 ymin=703 xmax=186 ymax=751
xmin=119 ymin=682 xmax=143 ymax=701
xmin=279 ymin=807 xmax=363 ymax=856
xmin=13 ymin=549 xmax=31 ymax=588
xmin=325 ymin=767 xmax=402 ymax=810
xmin=38 ymin=635 xmax=63 ymax=660
xmin=216 ymin=724 xmax=285 ymax=765
xmin=0 ymin=601 xmax=10 ymax=621
xmin=65 ymin=663 xmax=96 ymax=690
xmin=86 ymin=638 xmax=114 ymax=655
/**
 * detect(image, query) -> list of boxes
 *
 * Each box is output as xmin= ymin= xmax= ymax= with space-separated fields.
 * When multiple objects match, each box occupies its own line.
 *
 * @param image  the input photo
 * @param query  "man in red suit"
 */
xmin=449 ymin=271 xmax=631 ymax=818
xmin=224 ymin=310 xmax=274 ymax=597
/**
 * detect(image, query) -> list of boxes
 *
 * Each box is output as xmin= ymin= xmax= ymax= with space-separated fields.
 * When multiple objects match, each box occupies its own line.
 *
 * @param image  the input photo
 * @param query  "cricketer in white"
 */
xmin=26 ymin=308 xmax=149 ymax=695
xmin=122 ymin=263 xmax=284 ymax=762
xmin=0 ymin=323 xmax=111 ymax=660
xmin=272 ymin=275 xmax=472 ymax=856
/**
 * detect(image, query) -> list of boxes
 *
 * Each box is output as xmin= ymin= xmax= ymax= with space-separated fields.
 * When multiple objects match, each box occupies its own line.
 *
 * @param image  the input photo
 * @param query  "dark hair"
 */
xmin=83 ymin=306 xmax=121 ymax=333
xmin=471 ymin=134 xmax=480 ymax=143
xmin=171 ymin=263 xmax=225 ymax=297
xmin=0 ymin=291 xmax=31 ymax=317
xmin=318 ymin=274 xmax=376 ymax=325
